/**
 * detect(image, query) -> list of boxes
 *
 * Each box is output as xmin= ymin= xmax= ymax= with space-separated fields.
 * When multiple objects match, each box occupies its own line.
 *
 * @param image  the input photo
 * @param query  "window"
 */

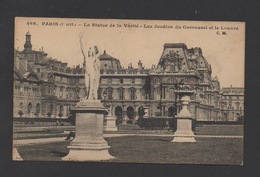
xmin=199 ymin=74 xmax=204 ymax=82
xmin=131 ymin=78 xmax=135 ymax=84
xmin=48 ymin=85 xmax=51 ymax=94
xmin=98 ymin=88 xmax=102 ymax=99
xmin=120 ymin=78 xmax=123 ymax=84
xmin=118 ymin=88 xmax=124 ymax=100
xmin=236 ymin=102 xmax=240 ymax=110
xmin=129 ymin=88 xmax=136 ymax=100
xmin=108 ymin=78 xmax=112 ymax=84
xmin=60 ymin=86 xmax=63 ymax=97
xmin=156 ymin=89 xmax=160 ymax=100
xmin=53 ymin=86 xmax=56 ymax=95
xmin=107 ymin=88 xmax=113 ymax=100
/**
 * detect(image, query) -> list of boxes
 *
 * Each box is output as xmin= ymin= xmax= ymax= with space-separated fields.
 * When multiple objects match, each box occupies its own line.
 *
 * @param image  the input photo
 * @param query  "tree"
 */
xmin=138 ymin=107 xmax=145 ymax=119
xmin=47 ymin=112 xmax=51 ymax=118
xmin=18 ymin=110 xmax=24 ymax=117
xmin=58 ymin=113 xmax=63 ymax=118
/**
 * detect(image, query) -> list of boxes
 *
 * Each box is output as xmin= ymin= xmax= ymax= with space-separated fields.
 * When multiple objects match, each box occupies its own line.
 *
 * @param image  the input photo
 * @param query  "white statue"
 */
xmin=79 ymin=34 xmax=101 ymax=100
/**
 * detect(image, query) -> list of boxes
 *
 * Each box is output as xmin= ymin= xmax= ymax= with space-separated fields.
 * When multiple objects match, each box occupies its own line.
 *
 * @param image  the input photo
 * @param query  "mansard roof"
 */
xmin=163 ymin=43 xmax=187 ymax=49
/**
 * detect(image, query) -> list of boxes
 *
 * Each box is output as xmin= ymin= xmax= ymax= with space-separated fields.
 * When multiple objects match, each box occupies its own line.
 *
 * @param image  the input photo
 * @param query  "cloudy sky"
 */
xmin=15 ymin=17 xmax=245 ymax=87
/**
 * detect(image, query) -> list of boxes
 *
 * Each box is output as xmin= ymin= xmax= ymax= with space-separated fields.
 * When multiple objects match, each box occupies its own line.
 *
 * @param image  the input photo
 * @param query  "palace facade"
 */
xmin=13 ymin=32 xmax=244 ymax=122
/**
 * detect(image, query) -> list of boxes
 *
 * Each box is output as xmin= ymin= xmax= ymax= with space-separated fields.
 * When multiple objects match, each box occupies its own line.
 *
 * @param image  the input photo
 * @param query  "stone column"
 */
xmin=62 ymin=99 xmax=114 ymax=161
xmin=172 ymin=96 xmax=196 ymax=143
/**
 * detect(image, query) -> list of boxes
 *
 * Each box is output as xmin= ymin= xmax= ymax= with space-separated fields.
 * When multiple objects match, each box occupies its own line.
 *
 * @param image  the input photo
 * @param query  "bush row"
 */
xmin=137 ymin=118 xmax=196 ymax=131
xmin=13 ymin=117 xmax=71 ymax=123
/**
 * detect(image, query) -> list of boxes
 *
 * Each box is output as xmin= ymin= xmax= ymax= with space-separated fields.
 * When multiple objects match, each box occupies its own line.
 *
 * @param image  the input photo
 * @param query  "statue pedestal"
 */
xmin=105 ymin=115 xmax=118 ymax=131
xmin=171 ymin=96 xmax=196 ymax=143
xmin=13 ymin=148 xmax=23 ymax=161
xmin=62 ymin=99 xmax=115 ymax=161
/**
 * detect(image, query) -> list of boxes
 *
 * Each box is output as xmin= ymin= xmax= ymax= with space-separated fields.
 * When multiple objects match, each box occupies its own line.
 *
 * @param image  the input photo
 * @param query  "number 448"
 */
xmin=27 ymin=22 xmax=37 ymax=25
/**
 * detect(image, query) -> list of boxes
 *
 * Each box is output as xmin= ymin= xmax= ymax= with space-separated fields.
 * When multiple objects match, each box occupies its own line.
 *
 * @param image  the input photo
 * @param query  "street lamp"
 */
xmin=221 ymin=102 xmax=225 ymax=121
xmin=103 ymin=90 xmax=112 ymax=116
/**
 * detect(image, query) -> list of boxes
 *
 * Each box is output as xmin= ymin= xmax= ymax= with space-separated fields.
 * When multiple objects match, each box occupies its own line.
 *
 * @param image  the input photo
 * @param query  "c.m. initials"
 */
xmin=216 ymin=31 xmax=227 ymax=35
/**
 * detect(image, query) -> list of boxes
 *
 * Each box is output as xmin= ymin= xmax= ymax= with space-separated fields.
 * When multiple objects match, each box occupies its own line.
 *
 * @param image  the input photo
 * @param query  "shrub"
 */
xmin=138 ymin=118 xmax=196 ymax=131
xmin=18 ymin=110 xmax=24 ymax=117
xmin=58 ymin=113 xmax=63 ymax=118
xmin=47 ymin=112 xmax=51 ymax=118
xmin=237 ymin=116 xmax=244 ymax=124
xmin=138 ymin=118 xmax=176 ymax=130
xmin=68 ymin=114 xmax=76 ymax=126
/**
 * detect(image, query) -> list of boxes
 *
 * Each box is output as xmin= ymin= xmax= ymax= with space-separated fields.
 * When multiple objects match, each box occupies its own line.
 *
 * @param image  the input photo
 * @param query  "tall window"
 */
xmin=98 ymin=88 xmax=102 ymax=99
xmin=107 ymin=87 xmax=113 ymax=100
xmin=156 ymin=88 xmax=160 ymax=100
xmin=236 ymin=102 xmax=240 ymax=110
xmin=129 ymin=88 xmax=136 ymax=100
xmin=118 ymin=87 xmax=124 ymax=100
xmin=48 ymin=85 xmax=51 ymax=94
xmin=120 ymin=78 xmax=123 ymax=84
xmin=60 ymin=86 xmax=63 ymax=98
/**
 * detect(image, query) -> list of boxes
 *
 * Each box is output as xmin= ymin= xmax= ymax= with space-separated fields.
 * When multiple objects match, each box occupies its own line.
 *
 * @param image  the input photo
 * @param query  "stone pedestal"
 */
xmin=62 ymin=99 xmax=115 ymax=161
xmin=172 ymin=96 xmax=196 ymax=143
xmin=104 ymin=115 xmax=118 ymax=131
xmin=13 ymin=148 xmax=23 ymax=161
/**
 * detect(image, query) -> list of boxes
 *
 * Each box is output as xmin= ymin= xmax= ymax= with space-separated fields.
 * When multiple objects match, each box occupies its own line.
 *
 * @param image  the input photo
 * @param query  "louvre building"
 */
xmin=13 ymin=32 xmax=244 ymax=122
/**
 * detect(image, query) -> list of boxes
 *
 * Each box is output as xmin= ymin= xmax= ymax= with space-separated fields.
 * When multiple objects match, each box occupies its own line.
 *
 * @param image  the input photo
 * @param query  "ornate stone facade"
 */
xmin=13 ymin=32 xmax=244 ymax=122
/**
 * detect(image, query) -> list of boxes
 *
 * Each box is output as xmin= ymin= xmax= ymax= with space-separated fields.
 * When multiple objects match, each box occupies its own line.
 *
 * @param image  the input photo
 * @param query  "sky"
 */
xmin=15 ymin=17 xmax=245 ymax=87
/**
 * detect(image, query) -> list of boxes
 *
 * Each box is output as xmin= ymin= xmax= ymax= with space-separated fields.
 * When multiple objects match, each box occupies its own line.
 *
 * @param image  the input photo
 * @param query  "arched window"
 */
xmin=129 ymin=87 xmax=136 ymax=100
xmin=118 ymin=87 xmax=124 ymax=100
xmin=59 ymin=105 xmax=63 ymax=117
xmin=28 ymin=102 xmax=32 ymax=116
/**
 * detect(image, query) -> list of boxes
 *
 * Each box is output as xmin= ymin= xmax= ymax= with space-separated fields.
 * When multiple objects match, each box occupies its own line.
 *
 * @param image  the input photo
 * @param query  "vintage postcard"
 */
xmin=13 ymin=17 xmax=244 ymax=164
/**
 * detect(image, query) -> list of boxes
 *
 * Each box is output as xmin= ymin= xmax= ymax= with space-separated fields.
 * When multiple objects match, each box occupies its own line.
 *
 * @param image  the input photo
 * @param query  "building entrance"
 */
xmin=126 ymin=106 xmax=135 ymax=123
xmin=115 ymin=106 xmax=123 ymax=124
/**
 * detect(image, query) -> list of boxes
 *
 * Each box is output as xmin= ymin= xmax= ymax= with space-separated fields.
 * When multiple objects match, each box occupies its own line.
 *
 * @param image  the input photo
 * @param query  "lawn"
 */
xmin=18 ymin=136 xmax=243 ymax=165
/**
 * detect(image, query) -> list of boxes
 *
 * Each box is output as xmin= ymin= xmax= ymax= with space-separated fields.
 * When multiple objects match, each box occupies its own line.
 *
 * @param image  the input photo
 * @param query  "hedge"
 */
xmin=13 ymin=117 xmax=71 ymax=123
xmin=137 ymin=118 xmax=196 ymax=131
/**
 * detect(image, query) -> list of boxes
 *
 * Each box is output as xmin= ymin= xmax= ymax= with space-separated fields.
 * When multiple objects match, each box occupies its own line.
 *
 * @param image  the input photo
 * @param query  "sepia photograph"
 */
xmin=13 ymin=17 xmax=245 ymax=164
